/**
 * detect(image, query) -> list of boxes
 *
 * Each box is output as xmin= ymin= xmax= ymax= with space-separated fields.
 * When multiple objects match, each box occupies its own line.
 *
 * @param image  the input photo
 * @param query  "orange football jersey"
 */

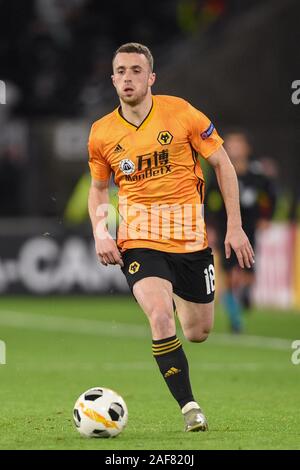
xmin=88 ymin=95 xmax=223 ymax=253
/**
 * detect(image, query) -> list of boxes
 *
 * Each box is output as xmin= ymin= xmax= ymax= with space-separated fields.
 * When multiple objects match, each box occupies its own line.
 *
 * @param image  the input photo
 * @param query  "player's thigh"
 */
xmin=122 ymin=248 xmax=174 ymax=320
xmin=133 ymin=276 xmax=174 ymax=320
xmin=173 ymin=293 xmax=214 ymax=341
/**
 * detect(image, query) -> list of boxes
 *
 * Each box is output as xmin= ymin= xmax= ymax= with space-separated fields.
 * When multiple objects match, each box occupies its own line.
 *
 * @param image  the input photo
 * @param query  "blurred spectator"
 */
xmin=206 ymin=132 xmax=277 ymax=332
xmin=177 ymin=0 xmax=226 ymax=35
xmin=64 ymin=172 xmax=119 ymax=232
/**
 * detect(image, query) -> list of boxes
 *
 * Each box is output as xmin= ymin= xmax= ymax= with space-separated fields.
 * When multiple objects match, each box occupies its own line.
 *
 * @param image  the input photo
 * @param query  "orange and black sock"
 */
xmin=152 ymin=335 xmax=194 ymax=408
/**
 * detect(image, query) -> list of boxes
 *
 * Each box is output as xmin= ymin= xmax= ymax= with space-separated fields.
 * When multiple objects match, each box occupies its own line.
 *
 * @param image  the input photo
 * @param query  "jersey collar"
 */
xmin=116 ymin=97 xmax=155 ymax=131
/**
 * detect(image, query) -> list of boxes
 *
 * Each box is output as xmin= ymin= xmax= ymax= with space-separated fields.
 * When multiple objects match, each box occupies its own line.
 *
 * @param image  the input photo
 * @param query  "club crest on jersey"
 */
xmin=119 ymin=159 xmax=135 ymax=175
xmin=157 ymin=131 xmax=173 ymax=145
xmin=201 ymin=122 xmax=214 ymax=140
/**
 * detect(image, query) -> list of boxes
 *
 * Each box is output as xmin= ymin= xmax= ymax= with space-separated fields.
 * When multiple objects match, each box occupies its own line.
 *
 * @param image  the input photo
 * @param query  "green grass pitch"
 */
xmin=0 ymin=296 xmax=300 ymax=450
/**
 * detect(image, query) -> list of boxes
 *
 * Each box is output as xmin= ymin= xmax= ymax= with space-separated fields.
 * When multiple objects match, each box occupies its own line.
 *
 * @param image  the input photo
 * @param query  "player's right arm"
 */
xmin=88 ymin=178 xmax=123 ymax=267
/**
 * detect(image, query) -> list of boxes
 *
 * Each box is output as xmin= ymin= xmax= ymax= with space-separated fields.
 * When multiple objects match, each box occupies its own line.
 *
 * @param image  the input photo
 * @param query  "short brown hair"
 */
xmin=112 ymin=43 xmax=154 ymax=71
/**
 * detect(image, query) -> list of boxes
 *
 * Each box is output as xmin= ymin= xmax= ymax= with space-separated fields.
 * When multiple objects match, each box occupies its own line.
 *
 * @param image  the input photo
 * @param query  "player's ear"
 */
xmin=149 ymin=72 xmax=156 ymax=87
xmin=111 ymin=74 xmax=116 ymax=88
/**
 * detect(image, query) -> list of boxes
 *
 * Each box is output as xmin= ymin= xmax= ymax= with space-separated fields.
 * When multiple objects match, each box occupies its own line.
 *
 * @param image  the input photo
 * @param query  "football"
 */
xmin=73 ymin=387 xmax=128 ymax=438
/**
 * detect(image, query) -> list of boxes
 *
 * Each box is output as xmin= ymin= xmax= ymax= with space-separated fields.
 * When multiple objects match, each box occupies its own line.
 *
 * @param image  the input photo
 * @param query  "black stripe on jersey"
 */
xmin=190 ymin=145 xmax=198 ymax=164
xmin=190 ymin=144 xmax=205 ymax=204
xmin=197 ymin=180 xmax=205 ymax=204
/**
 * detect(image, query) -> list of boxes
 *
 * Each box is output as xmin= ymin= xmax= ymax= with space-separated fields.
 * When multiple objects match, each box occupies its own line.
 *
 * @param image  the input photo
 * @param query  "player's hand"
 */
xmin=94 ymin=233 xmax=124 ymax=267
xmin=224 ymin=226 xmax=255 ymax=269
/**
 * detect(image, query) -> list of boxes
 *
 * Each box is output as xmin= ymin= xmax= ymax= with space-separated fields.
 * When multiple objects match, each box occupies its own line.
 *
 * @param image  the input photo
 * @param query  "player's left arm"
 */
xmin=207 ymin=145 xmax=255 ymax=269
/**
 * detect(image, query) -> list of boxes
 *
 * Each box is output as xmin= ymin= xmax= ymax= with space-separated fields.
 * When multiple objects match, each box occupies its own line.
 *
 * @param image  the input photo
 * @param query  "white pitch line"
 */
xmin=0 ymin=310 xmax=294 ymax=351
xmin=101 ymin=361 xmax=290 ymax=371
xmin=207 ymin=333 xmax=292 ymax=351
xmin=0 ymin=310 xmax=148 ymax=338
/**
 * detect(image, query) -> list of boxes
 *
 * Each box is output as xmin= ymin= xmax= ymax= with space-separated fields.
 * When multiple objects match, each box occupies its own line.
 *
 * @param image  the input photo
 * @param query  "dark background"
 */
xmin=0 ymin=0 xmax=299 ymax=218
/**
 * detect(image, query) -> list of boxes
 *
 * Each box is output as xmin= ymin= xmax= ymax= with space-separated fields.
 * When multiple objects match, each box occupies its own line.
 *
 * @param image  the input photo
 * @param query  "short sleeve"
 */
xmin=88 ymin=125 xmax=111 ymax=181
xmin=186 ymin=103 xmax=224 ymax=158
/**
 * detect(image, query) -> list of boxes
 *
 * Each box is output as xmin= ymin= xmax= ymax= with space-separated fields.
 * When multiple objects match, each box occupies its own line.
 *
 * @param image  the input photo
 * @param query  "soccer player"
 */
xmin=207 ymin=132 xmax=276 ymax=332
xmin=88 ymin=43 xmax=254 ymax=432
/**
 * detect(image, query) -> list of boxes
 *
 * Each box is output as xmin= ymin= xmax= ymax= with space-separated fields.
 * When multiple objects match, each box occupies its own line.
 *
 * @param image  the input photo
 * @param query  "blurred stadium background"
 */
xmin=0 ymin=0 xmax=300 ymax=450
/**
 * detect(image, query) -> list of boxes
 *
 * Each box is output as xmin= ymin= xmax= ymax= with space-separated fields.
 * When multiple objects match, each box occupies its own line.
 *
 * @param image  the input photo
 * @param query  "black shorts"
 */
xmin=121 ymin=247 xmax=215 ymax=303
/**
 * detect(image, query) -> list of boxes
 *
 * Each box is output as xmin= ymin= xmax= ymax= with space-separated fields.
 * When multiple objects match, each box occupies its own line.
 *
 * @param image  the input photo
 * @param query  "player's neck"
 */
xmin=120 ymin=94 xmax=153 ymax=127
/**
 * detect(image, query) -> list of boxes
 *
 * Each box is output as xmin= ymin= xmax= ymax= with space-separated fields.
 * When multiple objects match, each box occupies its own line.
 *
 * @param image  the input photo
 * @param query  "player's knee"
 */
xmin=185 ymin=328 xmax=211 ymax=343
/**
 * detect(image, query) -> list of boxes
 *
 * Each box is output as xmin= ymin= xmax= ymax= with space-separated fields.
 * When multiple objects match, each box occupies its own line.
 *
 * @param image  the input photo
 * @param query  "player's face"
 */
xmin=112 ymin=53 xmax=156 ymax=106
